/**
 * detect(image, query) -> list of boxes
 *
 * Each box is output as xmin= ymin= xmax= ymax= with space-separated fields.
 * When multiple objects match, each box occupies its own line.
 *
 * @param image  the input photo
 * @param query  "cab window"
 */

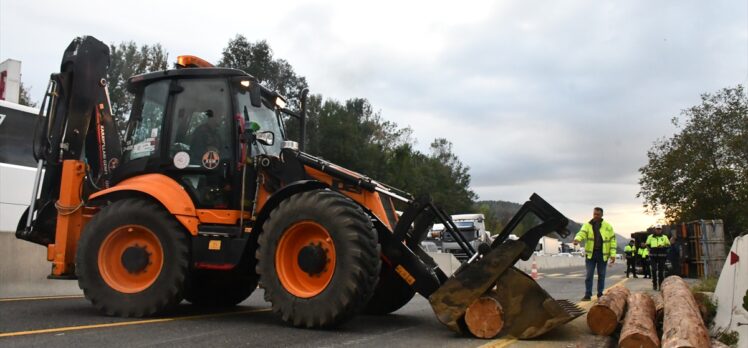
xmin=125 ymin=80 xmax=169 ymax=161
xmin=169 ymin=78 xmax=233 ymax=165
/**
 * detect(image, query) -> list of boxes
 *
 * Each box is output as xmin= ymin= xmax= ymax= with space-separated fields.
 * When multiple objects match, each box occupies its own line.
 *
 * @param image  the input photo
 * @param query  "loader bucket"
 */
xmin=428 ymin=195 xmax=585 ymax=339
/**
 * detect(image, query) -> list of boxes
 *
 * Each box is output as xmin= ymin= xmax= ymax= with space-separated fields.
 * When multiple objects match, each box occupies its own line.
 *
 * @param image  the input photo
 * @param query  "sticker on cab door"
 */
xmin=173 ymin=151 xmax=190 ymax=169
xmin=202 ymin=150 xmax=220 ymax=170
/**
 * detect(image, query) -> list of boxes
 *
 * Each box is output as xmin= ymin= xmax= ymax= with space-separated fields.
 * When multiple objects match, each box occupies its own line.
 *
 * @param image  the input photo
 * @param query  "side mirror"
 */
xmin=250 ymin=83 xmax=262 ymax=107
xmin=256 ymin=131 xmax=274 ymax=146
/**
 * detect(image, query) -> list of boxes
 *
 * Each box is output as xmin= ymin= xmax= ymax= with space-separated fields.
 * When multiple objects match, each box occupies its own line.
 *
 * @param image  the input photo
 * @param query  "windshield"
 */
xmin=455 ymin=221 xmax=476 ymax=230
xmin=235 ymin=90 xmax=283 ymax=156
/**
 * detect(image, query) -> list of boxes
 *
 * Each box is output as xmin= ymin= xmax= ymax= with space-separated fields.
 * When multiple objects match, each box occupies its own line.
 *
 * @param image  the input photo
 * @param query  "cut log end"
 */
xmin=619 ymin=334 xmax=659 ymax=348
xmin=465 ymin=296 xmax=504 ymax=339
xmin=586 ymin=286 xmax=630 ymax=336
xmin=587 ymin=305 xmax=618 ymax=336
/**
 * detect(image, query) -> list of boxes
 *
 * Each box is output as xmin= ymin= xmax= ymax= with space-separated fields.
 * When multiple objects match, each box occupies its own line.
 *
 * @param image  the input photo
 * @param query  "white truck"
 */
xmin=534 ymin=236 xmax=562 ymax=256
xmin=428 ymin=213 xmax=492 ymax=261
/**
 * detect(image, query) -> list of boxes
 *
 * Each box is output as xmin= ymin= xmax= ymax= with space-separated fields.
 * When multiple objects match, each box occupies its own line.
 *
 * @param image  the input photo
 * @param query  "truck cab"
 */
xmin=431 ymin=213 xmax=490 ymax=261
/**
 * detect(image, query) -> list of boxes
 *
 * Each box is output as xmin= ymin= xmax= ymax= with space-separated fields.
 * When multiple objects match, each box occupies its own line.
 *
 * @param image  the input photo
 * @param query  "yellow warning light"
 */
xmin=176 ymin=55 xmax=214 ymax=68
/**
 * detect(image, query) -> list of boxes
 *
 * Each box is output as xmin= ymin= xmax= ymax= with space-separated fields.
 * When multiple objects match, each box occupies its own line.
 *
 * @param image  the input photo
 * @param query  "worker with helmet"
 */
xmin=624 ymin=239 xmax=637 ymax=278
xmin=647 ymin=225 xmax=671 ymax=290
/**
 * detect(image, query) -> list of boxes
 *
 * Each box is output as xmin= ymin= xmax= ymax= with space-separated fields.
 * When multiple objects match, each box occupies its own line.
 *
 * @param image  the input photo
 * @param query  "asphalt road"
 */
xmin=0 ymin=263 xmax=628 ymax=347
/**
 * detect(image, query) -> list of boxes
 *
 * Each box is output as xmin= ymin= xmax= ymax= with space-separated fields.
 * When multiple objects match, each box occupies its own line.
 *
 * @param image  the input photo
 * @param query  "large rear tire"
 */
xmin=184 ymin=254 xmax=259 ymax=307
xmin=257 ymin=189 xmax=380 ymax=328
xmin=76 ymin=199 xmax=189 ymax=317
xmin=364 ymin=263 xmax=416 ymax=314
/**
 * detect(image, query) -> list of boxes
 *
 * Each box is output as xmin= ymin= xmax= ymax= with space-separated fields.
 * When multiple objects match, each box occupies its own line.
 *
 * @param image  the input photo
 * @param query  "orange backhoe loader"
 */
xmin=16 ymin=36 xmax=583 ymax=338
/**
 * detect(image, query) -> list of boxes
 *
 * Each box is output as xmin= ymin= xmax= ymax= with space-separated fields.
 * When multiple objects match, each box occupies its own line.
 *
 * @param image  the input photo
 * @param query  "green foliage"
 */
xmin=100 ymin=34 xmax=476 ymax=214
xmin=715 ymin=329 xmax=739 ymax=347
xmin=218 ymin=35 xmax=308 ymax=109
xmin=691 ymin=290 xmax=718 ymax=328
xmin=298 ymin=96 xmax=475 ymax=213
xmin=638 ymin=85 xmax=748 ymax=243
xmin=692 ymin=277 xmax=719 ymax=292
xmin=18 ymin=82 xmax=37 ymax=107
xmin=107 ymin=41 xmax=168 ymax=128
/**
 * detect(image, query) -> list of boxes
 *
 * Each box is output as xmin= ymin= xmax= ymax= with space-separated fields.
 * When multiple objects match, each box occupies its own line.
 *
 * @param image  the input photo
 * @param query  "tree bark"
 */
xmin=661 ymin=276 xmax=711 ymax=348
xmin=464 ymin=291 xmax=504 ymax=338
xmin=619 ymin=293 xmax=660 ymax=348
xmin=650 ymin=292 xmax=664 ymax=323
xmin=587 ymin=285 xmax=630 ymax=335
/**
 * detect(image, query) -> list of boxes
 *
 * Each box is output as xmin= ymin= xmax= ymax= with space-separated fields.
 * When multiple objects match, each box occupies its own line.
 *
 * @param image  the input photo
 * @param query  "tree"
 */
xmin=218 ymin=35 xmax=308 ymax=108
xmin=638 ymin=85 xmax=748 ymax=242
xmin=107 ymin=42 xmax=168 ymax=128
xmin=219 ymin=35 xmax=476 ymax=214
xmin=18 ymin=82 xmax=36 ymax=107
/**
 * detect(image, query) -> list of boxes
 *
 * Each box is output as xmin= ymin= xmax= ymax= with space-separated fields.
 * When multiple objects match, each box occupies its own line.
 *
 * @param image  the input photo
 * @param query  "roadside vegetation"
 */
xmin=101 ymin=35 xmax=476 ymax=213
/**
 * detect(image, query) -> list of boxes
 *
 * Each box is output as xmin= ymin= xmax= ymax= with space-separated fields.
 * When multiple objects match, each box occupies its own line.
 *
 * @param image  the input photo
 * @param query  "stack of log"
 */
xmin=585 ymin=276 xmax=712 ymax=348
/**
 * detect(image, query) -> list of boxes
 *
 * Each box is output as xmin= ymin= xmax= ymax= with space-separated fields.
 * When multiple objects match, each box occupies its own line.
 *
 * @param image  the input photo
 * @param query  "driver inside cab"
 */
xmin=191 ymin=109 xmax=223 ymax=158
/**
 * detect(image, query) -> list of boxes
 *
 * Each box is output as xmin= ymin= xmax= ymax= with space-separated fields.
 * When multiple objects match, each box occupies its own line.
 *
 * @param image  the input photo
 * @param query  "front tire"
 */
xmin=257 ymin=189 xmax=381 ymax=328
xmin=364 ymin=263 xmax=415 ymax=314
xmin=76 ymin=199 xmax=189 ymax=317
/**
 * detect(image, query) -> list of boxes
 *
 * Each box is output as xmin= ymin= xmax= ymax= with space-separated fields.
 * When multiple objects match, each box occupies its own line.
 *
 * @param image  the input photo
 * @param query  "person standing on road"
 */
xmin=573 ymin=207 xmax=616 ymax=301
xmin=647 ymin=225 xmax=671 ymax=290
xmin=624 ymin=240 xmax=637 ymax=278
xmin=638 ymin=242 xmax=650 ymax=278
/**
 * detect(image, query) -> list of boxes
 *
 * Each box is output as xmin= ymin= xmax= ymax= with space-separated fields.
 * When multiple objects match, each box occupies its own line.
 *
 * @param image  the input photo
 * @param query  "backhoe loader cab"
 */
xmin=17 ymin=36 xmax=584 ymax=339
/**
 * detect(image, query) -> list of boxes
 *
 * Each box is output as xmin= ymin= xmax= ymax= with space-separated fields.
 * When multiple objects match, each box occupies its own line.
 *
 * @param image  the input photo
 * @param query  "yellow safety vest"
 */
xmin=638 ymin=248 xmax=649 ymax=259
xmin=646 ymin=234 xmax=670 ymax=248
xmin=574 ymin=220 xmax=616 ymax=260
xmin=624 ymin=245 xmax=636 ymax=257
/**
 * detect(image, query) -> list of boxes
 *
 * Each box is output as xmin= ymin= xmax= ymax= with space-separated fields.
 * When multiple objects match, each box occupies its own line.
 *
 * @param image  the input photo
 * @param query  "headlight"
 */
xmin=275 ymin=96 xmax=287 ymax=109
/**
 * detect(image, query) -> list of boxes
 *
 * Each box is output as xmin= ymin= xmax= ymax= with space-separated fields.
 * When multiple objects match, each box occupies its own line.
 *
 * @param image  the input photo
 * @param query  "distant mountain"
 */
xmin=475 ymin=200 xmax=581 ymax=240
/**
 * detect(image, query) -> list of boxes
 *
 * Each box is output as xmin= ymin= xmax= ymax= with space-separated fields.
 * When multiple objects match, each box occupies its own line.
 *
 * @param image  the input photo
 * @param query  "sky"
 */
xmin=2 ymin=1 xmax=746 ymax=236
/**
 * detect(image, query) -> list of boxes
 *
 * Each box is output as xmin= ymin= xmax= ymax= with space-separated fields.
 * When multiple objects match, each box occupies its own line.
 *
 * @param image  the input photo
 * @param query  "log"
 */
xmin=661 ymin=276 xmax=711 ymax=348
xmin=650 ymin=292 xmax=664 ymax=323
xmin=587 ymin=285 xmax=630 ymax=335
xmin=464 ymin=291 xmax=504 ymax=338
xmin=619 ymin=293 xmax=660 ymax=348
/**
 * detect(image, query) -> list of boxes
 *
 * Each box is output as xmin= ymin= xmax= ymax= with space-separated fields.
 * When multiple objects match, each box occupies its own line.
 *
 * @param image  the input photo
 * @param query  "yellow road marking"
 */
xmin=0 ymin=308 xmax=271 ymax=338
xmin=0 ymin=295 xmax=84 ymax=302
xmin=478 ymin=275 xmax=630 ymax=347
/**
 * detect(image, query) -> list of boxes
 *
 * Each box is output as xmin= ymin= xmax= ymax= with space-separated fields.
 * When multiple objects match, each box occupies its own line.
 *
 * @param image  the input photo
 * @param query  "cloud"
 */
xmin=1 ymin=0 xmax=744 ymax=234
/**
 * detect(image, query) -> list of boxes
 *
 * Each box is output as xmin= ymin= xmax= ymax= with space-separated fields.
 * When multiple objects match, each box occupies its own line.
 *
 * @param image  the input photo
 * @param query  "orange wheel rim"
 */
xmin=275 ymin=221 xmax=336 ymax=298
xmin=97 ymin=225 xmax=164 ymax=294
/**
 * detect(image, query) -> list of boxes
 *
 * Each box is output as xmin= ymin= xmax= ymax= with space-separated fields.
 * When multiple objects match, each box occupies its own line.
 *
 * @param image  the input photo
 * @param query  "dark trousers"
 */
xmin=640 ymin=258 xmax=650 ymax=278
xmin=651 ymin=257 xmax=666 ymax=289
xmin=625 ymin=257 xmax=636 ymax=277
xmin=585 ymin=250 xmax=607 ymax=297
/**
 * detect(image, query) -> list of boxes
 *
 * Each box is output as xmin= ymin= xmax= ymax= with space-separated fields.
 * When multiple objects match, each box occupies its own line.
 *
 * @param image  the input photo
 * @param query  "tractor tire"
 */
xmin=364 ymin=263 xmax=416 ymax=314
xmin=257 ymin=189 xmax=380 ymax=328
xmin=76 ymin=199 xmax=189 ymax=317
xmin=184 ymin=256 xmax=259 ymax=307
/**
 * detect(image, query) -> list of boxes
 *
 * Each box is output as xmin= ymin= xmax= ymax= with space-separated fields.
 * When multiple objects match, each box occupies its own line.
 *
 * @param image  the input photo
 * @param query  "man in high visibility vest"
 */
xmin=573 ymin=207 xmax=616 ymax=301
xmin=647 ymin=225 xmax=671 ymax=290
xmin=624 ymin=240 xmax=637 ymax=278
xmin=638 ymin=242 xmax=650 ymax=278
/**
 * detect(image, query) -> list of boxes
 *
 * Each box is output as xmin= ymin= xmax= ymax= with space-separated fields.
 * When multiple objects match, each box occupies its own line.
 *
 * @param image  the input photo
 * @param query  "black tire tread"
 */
xmin=76 ymin=199 xmax=189 ymax=317
xmin=257 ymin=189 xmax=380 ymax=328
